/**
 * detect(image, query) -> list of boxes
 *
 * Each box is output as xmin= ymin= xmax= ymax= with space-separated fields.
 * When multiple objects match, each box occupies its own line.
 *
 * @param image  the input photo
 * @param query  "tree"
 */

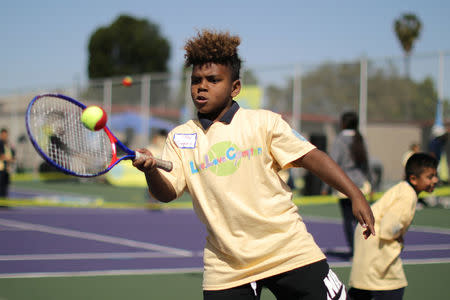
xmin=88 ymin=15 xmax=170 ymax=79
xmin=394 ymin=13 xmax=422 ymax=77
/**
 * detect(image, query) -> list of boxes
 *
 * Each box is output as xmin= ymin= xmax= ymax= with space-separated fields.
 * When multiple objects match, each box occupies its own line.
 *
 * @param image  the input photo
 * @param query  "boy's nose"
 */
xmin=198 ymin=79 xmax=207 ymax=89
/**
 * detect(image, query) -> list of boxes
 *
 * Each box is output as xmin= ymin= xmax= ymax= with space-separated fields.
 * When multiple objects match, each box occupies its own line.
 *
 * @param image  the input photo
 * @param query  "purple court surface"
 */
xmin=0 ymin=206 xmax=449 ymax=277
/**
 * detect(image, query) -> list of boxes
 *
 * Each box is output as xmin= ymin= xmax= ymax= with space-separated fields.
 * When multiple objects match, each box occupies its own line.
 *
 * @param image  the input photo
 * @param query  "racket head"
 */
xmin=25 ymin=93 xmax=134 ymax=177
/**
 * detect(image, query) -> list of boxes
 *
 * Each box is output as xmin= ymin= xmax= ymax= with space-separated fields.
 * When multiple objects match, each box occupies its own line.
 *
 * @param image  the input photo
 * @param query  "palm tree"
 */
xmin=394 ymin=13 xmax=422 ymax=78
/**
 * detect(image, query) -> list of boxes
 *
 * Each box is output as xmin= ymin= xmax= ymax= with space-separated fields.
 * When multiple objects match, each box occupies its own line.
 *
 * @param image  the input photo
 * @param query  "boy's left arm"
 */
xmin=293 ymin=148 xmax=376 ymax=238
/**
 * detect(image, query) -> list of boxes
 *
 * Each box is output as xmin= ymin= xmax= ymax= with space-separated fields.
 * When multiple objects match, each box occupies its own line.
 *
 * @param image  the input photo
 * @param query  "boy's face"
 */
xmin=410 ymin=167 xmax=439 ymax=193
xmin=191 ymin=63 xmax=241 ymax=121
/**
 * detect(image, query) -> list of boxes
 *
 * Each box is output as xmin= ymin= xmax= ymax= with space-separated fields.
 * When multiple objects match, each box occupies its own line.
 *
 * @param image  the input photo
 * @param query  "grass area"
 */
xmin=10 ymin=178 xmax=192 ymax=208
xmin=0 ymin=263 xmax=448 ymax=300
xmin=11 ymin=178 xmax=149 ymax=204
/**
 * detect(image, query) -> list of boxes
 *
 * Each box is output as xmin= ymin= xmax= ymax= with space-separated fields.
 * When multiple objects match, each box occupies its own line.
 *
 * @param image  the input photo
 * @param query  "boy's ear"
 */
xmin=231 ymin=79 xmax=241 ymax=98
xmin=409 ymin=174 xmax=418 ymax=187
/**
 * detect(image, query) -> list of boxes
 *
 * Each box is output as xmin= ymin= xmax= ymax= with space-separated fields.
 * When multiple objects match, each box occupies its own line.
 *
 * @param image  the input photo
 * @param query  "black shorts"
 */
xmin=203 ymin=259 xmax=347 ymax=300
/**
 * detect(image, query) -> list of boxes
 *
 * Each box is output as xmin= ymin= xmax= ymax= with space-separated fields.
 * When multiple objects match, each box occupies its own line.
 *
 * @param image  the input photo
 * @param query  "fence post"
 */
xmin=292 ymin=64 xmax=302 ymax=133
xmin=183 ymin=70 xmax=194 ymax=123
xmin=103 ymin=79 xmax=112 ymax=117
xmin=359 ymin=56 xmax=368 ymax=137
xmin=438 ymin=51 xmax=444 ymax=109
xmin=141 ymin=74 xmax=151 ymax=147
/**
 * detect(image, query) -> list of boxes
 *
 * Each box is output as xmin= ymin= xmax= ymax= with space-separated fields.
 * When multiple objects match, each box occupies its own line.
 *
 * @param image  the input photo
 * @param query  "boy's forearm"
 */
xmin=145 ymin=170 xmax=177 ymax=203
xmin=295 ymin=149 xmax=376 ymax=237
xmin=295 ymin=149 xmax=363 ymax=199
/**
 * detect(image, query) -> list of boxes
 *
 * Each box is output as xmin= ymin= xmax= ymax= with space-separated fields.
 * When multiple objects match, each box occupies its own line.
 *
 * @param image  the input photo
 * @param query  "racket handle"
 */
xmin=135 ymin=152 xmax=173 ymax=172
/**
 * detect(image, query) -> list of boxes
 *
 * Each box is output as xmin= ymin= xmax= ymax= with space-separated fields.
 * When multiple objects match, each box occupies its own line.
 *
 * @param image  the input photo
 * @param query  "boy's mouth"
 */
xmin=194 ymin=96 xmax=208 ymax=105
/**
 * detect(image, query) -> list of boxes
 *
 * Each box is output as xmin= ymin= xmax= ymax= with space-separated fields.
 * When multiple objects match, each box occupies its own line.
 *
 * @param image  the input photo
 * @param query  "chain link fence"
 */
xmin=2 ymin=51 xmax=449 ymax=185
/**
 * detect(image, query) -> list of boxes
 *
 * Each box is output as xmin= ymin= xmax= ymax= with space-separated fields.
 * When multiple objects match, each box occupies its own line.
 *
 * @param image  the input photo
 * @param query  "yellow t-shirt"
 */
xmin=160 ymin=107 xmax=325 ymax=290
xmin=349 ymin=181 xmax=417 ymax=290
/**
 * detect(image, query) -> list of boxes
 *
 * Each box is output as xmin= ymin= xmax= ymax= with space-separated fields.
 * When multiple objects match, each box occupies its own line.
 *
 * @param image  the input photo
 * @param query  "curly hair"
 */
xmin=184 ymin=29 xmax=242 ymax=80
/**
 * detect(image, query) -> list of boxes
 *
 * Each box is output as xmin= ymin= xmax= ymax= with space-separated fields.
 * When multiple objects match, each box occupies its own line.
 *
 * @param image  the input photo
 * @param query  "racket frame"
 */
xmin=25 ymin=93 xmax=169 ymax=178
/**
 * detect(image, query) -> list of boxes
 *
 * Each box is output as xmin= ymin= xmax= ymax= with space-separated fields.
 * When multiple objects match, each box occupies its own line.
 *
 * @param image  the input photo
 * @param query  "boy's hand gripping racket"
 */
xmin=25 ymin=93 xmax=172 ymax=177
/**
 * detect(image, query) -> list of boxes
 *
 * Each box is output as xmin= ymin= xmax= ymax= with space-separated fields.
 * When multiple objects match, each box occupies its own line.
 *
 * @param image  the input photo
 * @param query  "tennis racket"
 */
xmin=25 ymin=93 xmax=173 ymax=177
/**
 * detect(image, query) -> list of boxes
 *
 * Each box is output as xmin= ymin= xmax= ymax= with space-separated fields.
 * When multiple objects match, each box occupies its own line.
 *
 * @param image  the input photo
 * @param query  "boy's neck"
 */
xmin=406 ymin=180 xmax=422 ymax=195
xmin=197 ymin=101 xmax=240 ymax=130
xmin=199 ymin=100 xmax=233 ymax=122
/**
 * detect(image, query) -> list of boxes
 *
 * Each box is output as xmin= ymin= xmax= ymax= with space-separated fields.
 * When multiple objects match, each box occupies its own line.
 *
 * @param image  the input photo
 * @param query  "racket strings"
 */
xmin=28 ymin=96 xmax=113 ymax=176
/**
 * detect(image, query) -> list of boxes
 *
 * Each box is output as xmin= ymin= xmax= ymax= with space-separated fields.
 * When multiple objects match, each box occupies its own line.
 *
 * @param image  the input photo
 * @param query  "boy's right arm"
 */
xmin=133 ymin=148 xmax=177 ymax=203
xmin=294 ymin=149 xmax=375 ymax=238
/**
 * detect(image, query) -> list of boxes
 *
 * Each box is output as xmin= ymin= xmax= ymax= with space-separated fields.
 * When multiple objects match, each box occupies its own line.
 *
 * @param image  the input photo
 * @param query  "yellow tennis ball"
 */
xmin=81 ymin=105 xmax=107 ymax=131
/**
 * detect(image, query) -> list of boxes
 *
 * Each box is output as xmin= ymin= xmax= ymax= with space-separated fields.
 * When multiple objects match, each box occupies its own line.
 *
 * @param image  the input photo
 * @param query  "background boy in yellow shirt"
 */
xmin=348 ymin=153 xmax=438 ymax=299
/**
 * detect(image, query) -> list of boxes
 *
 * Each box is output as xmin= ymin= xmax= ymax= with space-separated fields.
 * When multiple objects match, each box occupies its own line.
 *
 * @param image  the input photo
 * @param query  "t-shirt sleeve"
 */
xmin=159 ymin=134 xmax=187 ymax=198
xmin=378 ymin=193 xmax=417 ymax=240
xmin=269 ymin=114 xmax=316 ymax=168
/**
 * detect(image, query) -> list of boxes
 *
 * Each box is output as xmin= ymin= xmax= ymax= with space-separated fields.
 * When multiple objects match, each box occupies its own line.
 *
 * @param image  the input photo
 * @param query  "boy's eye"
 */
xmin=207 ymin=76 xmax=220 ymax=83
xmin=191 ymin=77 xmax=201 ymax=84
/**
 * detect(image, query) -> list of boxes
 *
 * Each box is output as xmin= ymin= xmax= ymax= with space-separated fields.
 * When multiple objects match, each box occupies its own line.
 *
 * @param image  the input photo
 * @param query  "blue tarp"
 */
xmin=108 ymin=112 xmax=176 ymax=133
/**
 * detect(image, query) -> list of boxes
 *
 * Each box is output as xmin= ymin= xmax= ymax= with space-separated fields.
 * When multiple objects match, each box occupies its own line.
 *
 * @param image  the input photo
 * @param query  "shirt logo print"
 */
xmin=189 ymin=141 xmax=262 ymax=176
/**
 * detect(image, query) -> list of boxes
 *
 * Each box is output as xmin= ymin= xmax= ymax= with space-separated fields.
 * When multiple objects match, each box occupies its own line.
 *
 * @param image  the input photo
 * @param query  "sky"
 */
xmin=2 ymin=0 xmax=450 ymax=95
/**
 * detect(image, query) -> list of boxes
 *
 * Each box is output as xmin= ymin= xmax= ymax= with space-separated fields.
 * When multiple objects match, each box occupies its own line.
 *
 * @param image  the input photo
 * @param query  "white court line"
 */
xmin=405 ymin=243 xmax=450 ymax=251
xmin=409 ymin=225 xmax=450 ymax=235
xmin=330 ymin=257 xmax=450 ymax=268
xmin=0 ymin=268 xmax=204 ymax=279
xmin=2 ymin=258 xmax=450 ymax=279
xmin=324 ymin=243 xmax=450 ymax=253
xmin=304 ymin=215 xmax=450 ymax=235
xmin=0 ymin=218 xmax=192 ymax=257
xmin=0 ymin=251 xmax=203 ymax=261
xmin=3 ymin=244 xmax=448 ymax=262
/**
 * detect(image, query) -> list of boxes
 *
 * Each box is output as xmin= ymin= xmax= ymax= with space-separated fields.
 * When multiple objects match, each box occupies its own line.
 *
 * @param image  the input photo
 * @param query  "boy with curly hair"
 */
xmin=133 ymin=29 xmax=375 ymax=299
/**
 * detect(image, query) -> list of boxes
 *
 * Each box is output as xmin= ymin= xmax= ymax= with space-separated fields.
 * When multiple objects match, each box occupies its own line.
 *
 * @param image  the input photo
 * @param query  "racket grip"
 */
xmin=154 ymin=158 xmax=173 ymax=172
xmin=135 ymin=152 xmax=173 ymax=172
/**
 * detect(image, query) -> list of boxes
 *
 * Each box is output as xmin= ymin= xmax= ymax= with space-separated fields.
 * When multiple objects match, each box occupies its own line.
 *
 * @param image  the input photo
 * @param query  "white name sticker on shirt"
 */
xmin=173 ymin=133 xmax=197 ymax=149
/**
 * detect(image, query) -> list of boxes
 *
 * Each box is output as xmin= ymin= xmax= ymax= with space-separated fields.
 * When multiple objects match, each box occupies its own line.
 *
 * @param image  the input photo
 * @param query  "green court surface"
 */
xmin=1 ymin=176 xmax=449 ymax=299
xmin=0 ymin=264 xmax=448 ymax=300
xmin=7 ymin=177 xmax=450 ymax=228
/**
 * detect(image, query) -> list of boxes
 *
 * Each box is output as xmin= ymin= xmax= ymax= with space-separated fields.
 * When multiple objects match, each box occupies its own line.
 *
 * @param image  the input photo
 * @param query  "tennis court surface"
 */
xmin=0 ymin=184 xmax=449 ymax=299
xmin=1 ymin=205 xmax=449 ymax=275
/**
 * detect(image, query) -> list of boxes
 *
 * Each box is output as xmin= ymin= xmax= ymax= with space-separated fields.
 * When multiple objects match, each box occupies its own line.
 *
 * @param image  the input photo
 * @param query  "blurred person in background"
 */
xmin=424 ymin=125 xmax=449 ymax=208
xmin=402 ymin=143 xmax=420 ymax=168
xmin=0 ymin=128 xmax=15 ymax=206
xmin=322 ymin=112 xmax=372 ymax=256
xmin=147 ymin=129 xmax=168 ymax=158
xmin=428 ymin=125 xmax=447 ymax=164
xmin=428 ymin=125 xmax=448 ymax=184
